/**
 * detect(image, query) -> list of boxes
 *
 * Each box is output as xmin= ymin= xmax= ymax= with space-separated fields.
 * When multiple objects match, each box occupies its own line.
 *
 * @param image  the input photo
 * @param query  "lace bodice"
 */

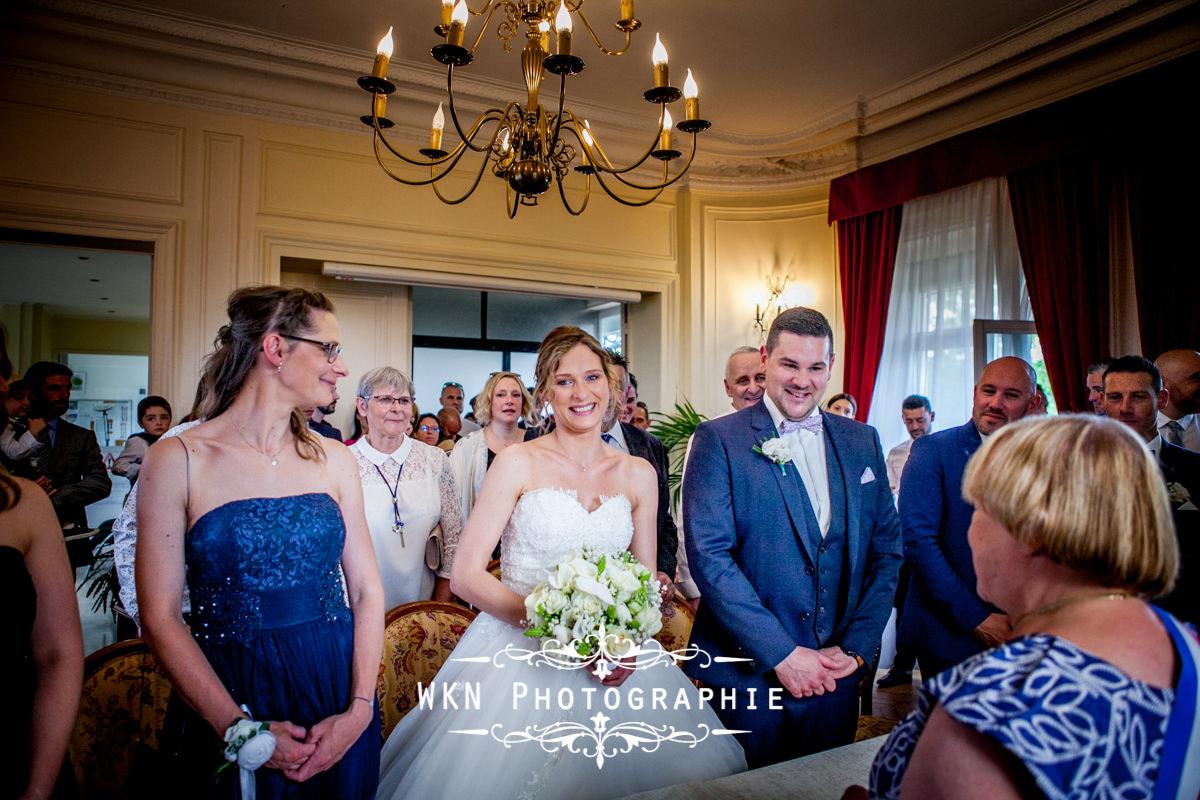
xmin=499 ymin=488 xmax=633 ymax=596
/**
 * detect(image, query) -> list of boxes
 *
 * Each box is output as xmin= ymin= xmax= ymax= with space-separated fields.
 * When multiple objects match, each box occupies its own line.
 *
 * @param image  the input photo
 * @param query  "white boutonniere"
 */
xmin=753 ymin=436 xmax=792 ymax=475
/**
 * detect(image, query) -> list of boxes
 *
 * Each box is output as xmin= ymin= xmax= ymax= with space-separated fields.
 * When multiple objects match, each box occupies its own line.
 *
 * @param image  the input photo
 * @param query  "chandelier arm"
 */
xmin=506 ymin=183 xmax=520 ymax=219
xmin=371 ymin=107 xmax=506 ymax=167
xmin=555 ymin=170 xmax=590 ymax=216
xmin=372 ymin=132 xmax=481 ymax=187
xmin=466 ymin=1 xmax=514 ymax=52
xmin=444 ymin=67 xmax=508 ymax=153
xmin=588 ymin=165 xmax=665 ymax=207
xmin=570 ymin=5 xmax=634 ymax=56
xmin=603 ymin=135 xmax=699 ymax=191
xmin=430 ymin=144 xmax=496 ymax=204
xmin=583 ymin=107 xmax=665 ymax=176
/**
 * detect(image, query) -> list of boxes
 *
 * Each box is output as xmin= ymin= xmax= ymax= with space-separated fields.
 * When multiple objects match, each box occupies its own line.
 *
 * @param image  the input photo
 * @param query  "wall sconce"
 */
xmin=754 ymin=275 xmax=794 ymax=344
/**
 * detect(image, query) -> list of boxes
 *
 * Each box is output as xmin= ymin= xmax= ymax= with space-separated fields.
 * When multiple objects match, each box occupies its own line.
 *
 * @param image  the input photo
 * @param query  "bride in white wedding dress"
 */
xmin=376 ymin=327 xmax=746 ymax=800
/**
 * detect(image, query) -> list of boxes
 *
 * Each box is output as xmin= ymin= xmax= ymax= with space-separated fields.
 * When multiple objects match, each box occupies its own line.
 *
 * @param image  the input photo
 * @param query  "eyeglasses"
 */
xmin=418 ymin=424 xmax=440 ymax=433
xmin=280 ymin=334 xmax=342 ymax=363
xmin=369 ymin=395 xmax=413 ymax=407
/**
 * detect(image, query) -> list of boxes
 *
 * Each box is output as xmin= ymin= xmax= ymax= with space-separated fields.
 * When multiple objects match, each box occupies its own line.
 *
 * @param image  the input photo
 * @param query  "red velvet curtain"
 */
xmin=836 ymin=206 xmax=903 ymax=421
xmin=1007 ymin=159 xmax=1111 ymax=413
xmin=1128 ymin=158 xmax=1200 ymax=356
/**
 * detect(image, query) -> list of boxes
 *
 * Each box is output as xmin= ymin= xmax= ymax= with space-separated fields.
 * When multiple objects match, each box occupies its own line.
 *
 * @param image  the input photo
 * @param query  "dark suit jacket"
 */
xmin=682 ymin=403 xmax=902 ymax=689
xmin=1159 ymin=440 xmax=1200 ymax=623
xmin=898 ymin=420 xmax=993 ymax=667
xmin=620 ymin=421 xmax=679 ymax=578
xmin=40 ymin=417 xmax=112 ymax=529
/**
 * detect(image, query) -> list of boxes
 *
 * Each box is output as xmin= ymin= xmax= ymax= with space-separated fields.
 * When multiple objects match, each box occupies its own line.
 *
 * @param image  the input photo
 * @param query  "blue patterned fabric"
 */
xmin=870 ymin=631 xmax=1176 ymax=800
xmin=179 ymin=493 xmax=380 ymax=799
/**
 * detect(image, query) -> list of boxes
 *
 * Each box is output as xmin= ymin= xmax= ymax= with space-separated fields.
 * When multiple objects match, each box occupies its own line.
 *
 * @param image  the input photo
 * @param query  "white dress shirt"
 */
xmin=602 ymin=420 xmax=630 ymax=454
xmin=885 ymin=438 xmax=913 ymax=498
xmin=763 ymin=395 xmax=831 ymax=537
xmin=1158 ymin=411 xmax=1200 ymax=453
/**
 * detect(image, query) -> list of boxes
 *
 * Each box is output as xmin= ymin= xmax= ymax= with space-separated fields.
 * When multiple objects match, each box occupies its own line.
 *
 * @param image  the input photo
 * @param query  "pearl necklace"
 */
xmin=229 ymin=411 xmax=286 ymax=467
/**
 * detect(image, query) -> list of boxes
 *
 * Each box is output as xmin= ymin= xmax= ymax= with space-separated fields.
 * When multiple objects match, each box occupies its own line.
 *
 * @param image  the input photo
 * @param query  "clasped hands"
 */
xmin=264 ymin=701 xmax=373 ymax=782
xmin=775 ymin=646 xmax=861 ymax=699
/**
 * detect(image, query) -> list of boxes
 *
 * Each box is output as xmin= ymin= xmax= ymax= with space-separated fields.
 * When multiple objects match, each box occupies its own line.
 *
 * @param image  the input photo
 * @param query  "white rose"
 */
xmin=568 ymin=556 xmax=599 ymax=580
xmin=614 ymin=602 xmax=633 ymax=625
xmin=554 ymin=561 xmax=578 ymax=589
xmin=572 ymin=592 xmax=604 ymax=618
xmin=543 ymin=588 xmax=569 ymax=614
xmin=605 ymin=631 xmax=635 ymax=657
xmin=634 ymin=605 xmax=661 ymax=636
xmin=761 ymin=438 xmax=791 ymax=464
xmin=552 ymin=624 xmax=573 ymax=646
xmin=224 ymin=719 xmax=276 ymax=770
xmin=608 ymin=565 xmax=642 ymax=594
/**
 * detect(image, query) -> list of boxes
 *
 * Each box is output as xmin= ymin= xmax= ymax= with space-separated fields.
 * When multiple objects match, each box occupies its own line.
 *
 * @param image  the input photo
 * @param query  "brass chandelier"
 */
xmin=357 ymin=0 xmax=711 ymax=218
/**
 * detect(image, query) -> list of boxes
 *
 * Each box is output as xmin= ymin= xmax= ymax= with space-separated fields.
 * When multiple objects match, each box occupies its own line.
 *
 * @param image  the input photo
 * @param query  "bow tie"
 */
xmin=780 ymin=415 xmax=823 ymax=436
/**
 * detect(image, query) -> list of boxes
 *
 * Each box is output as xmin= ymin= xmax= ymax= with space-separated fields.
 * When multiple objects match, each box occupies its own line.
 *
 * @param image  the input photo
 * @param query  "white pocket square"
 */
xmin=860 ymin=467 xmax=875 ymax=484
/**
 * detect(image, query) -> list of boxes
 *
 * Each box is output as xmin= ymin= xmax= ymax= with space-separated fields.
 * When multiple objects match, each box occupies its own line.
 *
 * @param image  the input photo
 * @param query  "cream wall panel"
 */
xmin=684 ymin=188 xmax=841 ymax=419
xmin=199 ymin=131 xmax=246 ymax=349
xmin=280 ymin=270 xmax=410 ymax=437
xmin=0 ymin=101 xmax=183 ymax=204
xmin=257 ymin=137 xmax=677 ymax=274
xmin=53 ymin=317 xmax=150 ymax=356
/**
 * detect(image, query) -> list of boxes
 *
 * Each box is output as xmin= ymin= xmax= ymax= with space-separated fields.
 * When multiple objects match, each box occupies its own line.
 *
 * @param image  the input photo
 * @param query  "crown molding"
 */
xmin=2 ymin=0 xmax=1195 ymax=190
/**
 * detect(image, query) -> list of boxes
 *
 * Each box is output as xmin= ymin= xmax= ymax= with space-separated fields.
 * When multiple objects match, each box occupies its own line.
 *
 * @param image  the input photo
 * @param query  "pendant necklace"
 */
xmin=229 ymin=411 xmax=286 ymax=467
xmin=373 ymin=463 xmax=405 ymax=546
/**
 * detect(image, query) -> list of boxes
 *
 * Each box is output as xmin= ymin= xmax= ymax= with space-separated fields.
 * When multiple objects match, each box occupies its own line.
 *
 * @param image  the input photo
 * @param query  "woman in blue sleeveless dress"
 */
xmin=138 ymin=286 xmax=385 ymax=798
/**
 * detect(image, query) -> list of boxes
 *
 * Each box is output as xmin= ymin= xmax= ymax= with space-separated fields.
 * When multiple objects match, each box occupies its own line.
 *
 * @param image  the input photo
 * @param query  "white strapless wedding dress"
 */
xmin=376 ymin=488 xmax=747 ymax=800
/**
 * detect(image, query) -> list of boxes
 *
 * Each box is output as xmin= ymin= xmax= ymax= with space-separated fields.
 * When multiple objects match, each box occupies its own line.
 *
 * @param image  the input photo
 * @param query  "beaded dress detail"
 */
xmin=179 ymin=493 xmax=380 ymax=799
xmin=376 ymin=488 xmax=746 ymax=800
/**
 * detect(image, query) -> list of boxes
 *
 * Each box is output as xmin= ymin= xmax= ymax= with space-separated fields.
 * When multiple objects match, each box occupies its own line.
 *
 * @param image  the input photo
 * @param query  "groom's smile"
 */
xmin=764 ymin=331 xmax=834 ymax=421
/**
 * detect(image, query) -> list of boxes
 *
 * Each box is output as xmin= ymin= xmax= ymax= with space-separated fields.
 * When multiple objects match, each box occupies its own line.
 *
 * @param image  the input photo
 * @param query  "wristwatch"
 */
xmin=840 ymin=647 xmax=865 ymax=669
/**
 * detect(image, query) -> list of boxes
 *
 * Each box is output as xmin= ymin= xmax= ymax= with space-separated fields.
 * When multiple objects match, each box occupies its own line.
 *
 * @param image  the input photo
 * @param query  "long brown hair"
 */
xmin=195 ymin=286 xmax=334 ymax=462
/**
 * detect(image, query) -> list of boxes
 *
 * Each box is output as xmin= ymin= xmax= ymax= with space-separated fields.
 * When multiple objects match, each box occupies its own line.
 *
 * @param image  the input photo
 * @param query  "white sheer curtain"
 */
xmin=866 ymin=177 xmax=1030 ymax=452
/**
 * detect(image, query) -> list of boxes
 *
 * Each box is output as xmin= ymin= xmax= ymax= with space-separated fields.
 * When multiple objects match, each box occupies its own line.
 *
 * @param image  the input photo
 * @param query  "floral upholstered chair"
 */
xmin=68 ymin=639 xmax=173 ymax=798
xmin=376 ymin=600 xmax=478 ymax=738
xmin=652 ymin=594 xmax=695 ymax=658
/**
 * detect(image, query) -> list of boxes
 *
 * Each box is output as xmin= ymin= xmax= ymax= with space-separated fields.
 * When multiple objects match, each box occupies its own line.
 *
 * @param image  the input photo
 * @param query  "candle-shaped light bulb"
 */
xmin=441 ymin=0 xmax=454 ymax=28
xmin=660 ymin=108 xmax=673 ymax=150
xmin=499 ymin=129 xmax=511 ymax=155
xmin=371 ymin=26 xmax=394 ymax=78
xmin=447 ymin=0 xmax=468 ymax=47
xmin=651 ymin=33 xmax=669 ymax=88
xmin=683 ymin=68 xmax=699 ymax=120
xmin=430 ymin=103 xmax=445 ymax=150
xmin=555 ymin=2 xmax=572 ymax=56
xmin=580 ymin=124 xmax=594 ymax=166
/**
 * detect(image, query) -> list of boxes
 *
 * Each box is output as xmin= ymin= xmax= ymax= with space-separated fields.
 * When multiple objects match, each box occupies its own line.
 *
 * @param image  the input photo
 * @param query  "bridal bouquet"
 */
xmin=524 ymin=549 xmax=662 ymax=659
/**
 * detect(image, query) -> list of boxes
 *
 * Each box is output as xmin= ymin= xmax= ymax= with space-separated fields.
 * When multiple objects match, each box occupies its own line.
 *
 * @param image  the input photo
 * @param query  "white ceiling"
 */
xmin=0 ymin=242 xmax=151 ymax=322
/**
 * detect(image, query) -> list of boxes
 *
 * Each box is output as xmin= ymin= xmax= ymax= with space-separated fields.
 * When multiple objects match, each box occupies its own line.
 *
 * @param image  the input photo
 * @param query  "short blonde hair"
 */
xmin=473 ymin=371 xmax=534 ymax=426
xmin=532 ymin=326 xmax=620 ymax=423
xmin=962 ymin=415 xmax=1177 ymax=596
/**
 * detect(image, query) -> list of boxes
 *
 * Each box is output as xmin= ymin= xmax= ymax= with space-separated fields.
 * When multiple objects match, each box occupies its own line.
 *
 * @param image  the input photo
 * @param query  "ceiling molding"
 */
xmin=3 ymin=0 xmax=1195 ymax=190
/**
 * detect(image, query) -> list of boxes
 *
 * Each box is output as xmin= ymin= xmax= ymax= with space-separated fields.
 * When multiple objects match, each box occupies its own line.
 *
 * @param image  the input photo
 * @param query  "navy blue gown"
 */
xmin=175 ymin=492 xmax=380 ymax=799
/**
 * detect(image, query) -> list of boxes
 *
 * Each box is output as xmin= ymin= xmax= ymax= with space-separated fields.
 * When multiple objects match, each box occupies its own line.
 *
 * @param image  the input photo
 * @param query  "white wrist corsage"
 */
xmin=219 ymin=706 xmax=276 ymax=799
xmin=223 ymin=718 xmax=276 ymax=770
xmin=753 ymin=436 xmax=792 ymax=475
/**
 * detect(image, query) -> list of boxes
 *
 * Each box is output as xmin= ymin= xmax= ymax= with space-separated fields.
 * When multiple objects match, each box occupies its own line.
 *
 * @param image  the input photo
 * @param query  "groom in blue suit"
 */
xmin=683 ymin=308 xmax=902 ymax=767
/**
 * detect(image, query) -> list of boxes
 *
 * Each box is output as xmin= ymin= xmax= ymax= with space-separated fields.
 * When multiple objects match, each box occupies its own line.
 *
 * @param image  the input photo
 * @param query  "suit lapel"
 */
xmin=751 ymin=403 xmax=820 ymax=564
xmin=621 ymin=422 xmax=648 ymax=459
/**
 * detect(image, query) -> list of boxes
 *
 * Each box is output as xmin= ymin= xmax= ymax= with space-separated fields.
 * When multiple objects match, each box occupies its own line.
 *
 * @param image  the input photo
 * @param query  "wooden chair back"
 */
xmin=652 ymin=594 xmax=696 ymax=655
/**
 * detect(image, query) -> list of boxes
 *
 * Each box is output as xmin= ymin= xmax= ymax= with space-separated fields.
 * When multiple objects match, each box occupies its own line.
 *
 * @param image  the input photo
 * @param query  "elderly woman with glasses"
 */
xmin=844 ymin=414 xmax=1199 ymax=800
xmin=349 ymin=367 xmax=464 ymax=610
